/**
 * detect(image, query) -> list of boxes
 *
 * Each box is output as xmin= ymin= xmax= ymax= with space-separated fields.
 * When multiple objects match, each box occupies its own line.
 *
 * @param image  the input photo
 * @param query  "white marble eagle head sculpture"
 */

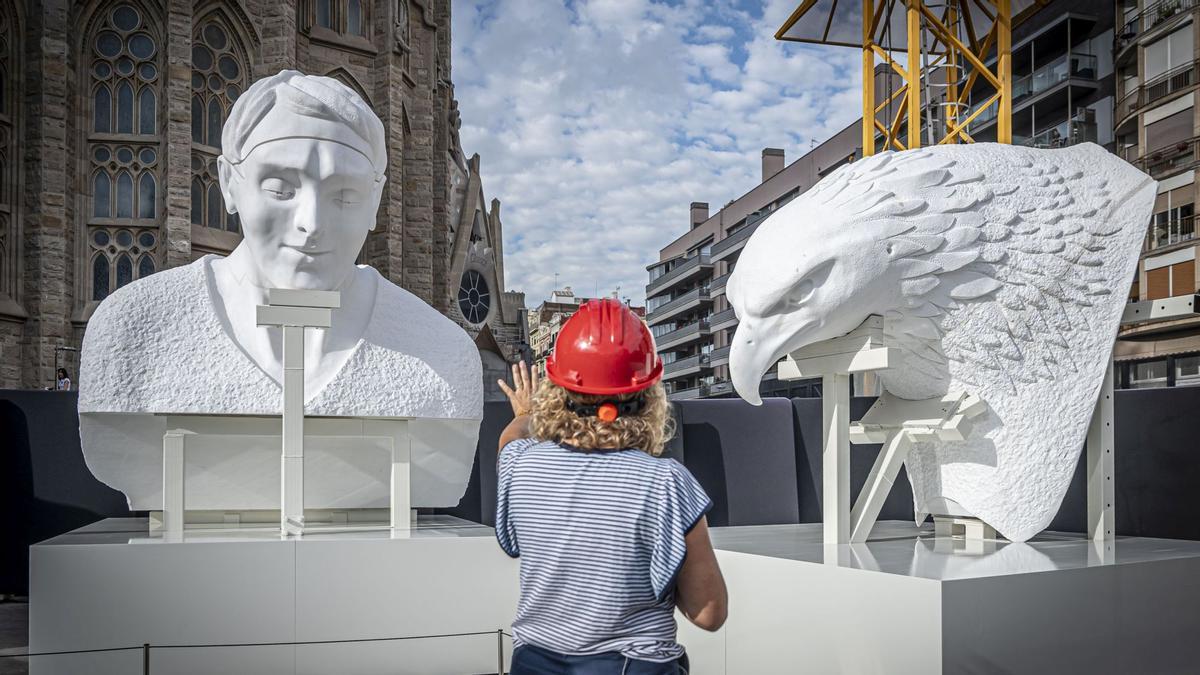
xmin=726 ymin=142 xmax=1156 ymax=542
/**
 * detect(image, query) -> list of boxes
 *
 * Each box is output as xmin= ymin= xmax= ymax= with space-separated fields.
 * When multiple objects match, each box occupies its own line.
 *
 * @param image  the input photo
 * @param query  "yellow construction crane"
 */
xmin=775 ymin=1 xmax=1049 ymax=156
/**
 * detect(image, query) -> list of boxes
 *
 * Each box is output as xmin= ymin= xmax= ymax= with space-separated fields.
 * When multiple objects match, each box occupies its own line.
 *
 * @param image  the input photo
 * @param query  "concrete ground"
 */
xmin=0 ymin=600 xmax=28 ymax=675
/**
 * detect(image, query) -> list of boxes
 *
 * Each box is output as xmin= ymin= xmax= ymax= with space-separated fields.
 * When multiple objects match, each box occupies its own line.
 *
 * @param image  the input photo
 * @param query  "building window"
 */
xmin=87 ymin=3 xmax=163 ymax=301
xmin=1144 ymin=108 xmax=1192 ymax=154
xmin=688 ymin=237 xmax=713 ymax=258
xmin=1145 ymin=246 xmax=1196 ymax=301
xmin=1149 ymin=183 xmax=1194 ymax=251
xmin=89 ymin=227 xmax=157 ymax=302
xmin=1145 ymin=26 xmax=1193 ymax=83
xmin=458 ymin=269 xmax=491 ymax=325
xmin=313 ymin=0 xmax=369 ymax=38
xmin=647 ymin=294 xmax=673 ymax=312
xmin=191 ymin=14 xmax=248 ymax=235
xmin=1177 ymin=355 xmax=1200 ymax=386
xmin=1130 ymin=359 xmax=1169 ymax=388
xmin=1150 ymin=203 xmax=1195 ymax=250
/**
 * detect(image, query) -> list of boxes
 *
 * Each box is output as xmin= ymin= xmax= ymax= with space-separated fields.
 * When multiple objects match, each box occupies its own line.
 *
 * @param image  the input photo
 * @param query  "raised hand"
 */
xmin=498 ymin=360 xmax=538 ymax=418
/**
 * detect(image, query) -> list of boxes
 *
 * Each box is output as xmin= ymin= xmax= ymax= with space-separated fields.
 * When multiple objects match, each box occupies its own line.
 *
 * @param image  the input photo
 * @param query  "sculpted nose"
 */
xmin=292 ymin=188 xmax=329 ymax=238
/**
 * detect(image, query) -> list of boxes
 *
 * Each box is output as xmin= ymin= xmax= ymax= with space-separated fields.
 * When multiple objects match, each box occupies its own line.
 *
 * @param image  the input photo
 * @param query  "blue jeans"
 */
xmin=511 ymin=644 xmax=689 ymax=674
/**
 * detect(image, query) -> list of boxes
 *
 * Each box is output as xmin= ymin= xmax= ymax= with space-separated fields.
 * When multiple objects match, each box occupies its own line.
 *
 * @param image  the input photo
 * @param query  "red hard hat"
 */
xmin=545 ymin=298 xmax=663 ymax=396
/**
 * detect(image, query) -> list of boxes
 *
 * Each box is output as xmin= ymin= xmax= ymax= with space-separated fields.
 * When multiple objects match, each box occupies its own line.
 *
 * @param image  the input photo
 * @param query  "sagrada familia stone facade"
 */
xmin=0 ymin=0 xmax=528 ymax=391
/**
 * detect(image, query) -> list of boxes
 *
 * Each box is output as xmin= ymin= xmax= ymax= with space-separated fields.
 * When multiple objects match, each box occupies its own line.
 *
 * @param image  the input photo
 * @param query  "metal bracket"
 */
xmin=778 ymin=315 xmax=991 ymax=545
xmin=255 ymin=289 xmax=339 ymax=536
xmin=159 ymin=416 xmax=412 ymax=538
xmin=848 ymin=391 xmax=988 ymax=543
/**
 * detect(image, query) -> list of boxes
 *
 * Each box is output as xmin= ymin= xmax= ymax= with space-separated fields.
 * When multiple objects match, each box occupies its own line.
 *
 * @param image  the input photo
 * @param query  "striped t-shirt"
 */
xmin=495 ymin=438 xmax=712 ymax=663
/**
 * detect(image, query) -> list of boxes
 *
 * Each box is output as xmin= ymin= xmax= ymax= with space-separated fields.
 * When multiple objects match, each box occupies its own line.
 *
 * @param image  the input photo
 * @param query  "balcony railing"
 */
xmin=646 ymin=286 xmax=711 ymax=326
xmin=1136 ymin=137 xmax=1200 ymax=178
xmin=1118 ymin=61 xmax=1197 ymax=123
xmin=1014 ymin=53 xmax=1096 ymax=101
xmin=1121 ymin=143 xmax=1141 ymax=164
xmin=710 ymin=307 xmax=738 ymax=331
xmin=967 ymin=53 xmax=1097 ymax=126
xmin=1117 ymin=0 xmax=1198 ymax=53
xmin=709 ymin=271 xmax=731 ymax=296
xmin=645 ymin=253 xmax=711 ymax=298
xmin=1014 ymin=117 xmax=1097 ymax=150
xmin=668 ymin=384 xmax=708 ymax=401
xmin=655 ymin=319 xmax=710 ymax=351
xmin=664 ymin=353 xmax=712 ymax=380
xmin=711 ymin=222 xmax=761 ymax=262
xmin=709 ymin=345 xmax=731 ymax=367
xmin=707 ymin=380 xmax=734 ymax=397
xmin=1147 ymin=215 xmax=1197 ymax=251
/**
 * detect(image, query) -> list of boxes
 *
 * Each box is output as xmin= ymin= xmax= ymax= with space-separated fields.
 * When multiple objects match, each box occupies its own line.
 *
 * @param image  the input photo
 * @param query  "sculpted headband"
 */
xmin=231 ymin=104 xmax=384 ymax=178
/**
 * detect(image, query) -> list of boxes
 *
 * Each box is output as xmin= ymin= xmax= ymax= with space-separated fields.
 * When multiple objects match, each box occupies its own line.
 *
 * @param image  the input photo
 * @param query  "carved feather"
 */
xmin=805 ymin=145 xmax=1136 ymax=397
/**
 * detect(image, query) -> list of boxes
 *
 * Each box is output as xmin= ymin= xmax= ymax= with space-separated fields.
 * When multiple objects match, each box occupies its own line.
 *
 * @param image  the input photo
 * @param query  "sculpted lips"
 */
xmin=282 ymin=243 xmax=333 ymax=256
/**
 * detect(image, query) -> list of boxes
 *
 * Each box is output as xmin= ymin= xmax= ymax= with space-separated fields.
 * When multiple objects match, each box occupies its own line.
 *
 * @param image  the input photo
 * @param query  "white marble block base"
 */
xmin=689 ymin=521 xmax=1200 ymax=675
xmin=29 ymin=516 xmax=519 ymax=675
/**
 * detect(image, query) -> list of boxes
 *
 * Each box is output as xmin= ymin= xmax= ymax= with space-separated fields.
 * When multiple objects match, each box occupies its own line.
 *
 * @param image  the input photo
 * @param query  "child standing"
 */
xmin=496 ymin=298 xmax=727 ymax=674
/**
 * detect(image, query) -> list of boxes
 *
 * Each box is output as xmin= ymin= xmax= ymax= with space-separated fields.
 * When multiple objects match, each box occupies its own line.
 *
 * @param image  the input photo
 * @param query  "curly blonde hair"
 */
xmin=530 ymin=380 xmax=675 ymax=456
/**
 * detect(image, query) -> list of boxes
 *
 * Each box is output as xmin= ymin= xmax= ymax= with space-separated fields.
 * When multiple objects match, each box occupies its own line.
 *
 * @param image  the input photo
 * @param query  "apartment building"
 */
xmin=644 ymin=127 xmax=862 ymax=401
xmin=1113 ymin=0 xmax=1200 ymax=387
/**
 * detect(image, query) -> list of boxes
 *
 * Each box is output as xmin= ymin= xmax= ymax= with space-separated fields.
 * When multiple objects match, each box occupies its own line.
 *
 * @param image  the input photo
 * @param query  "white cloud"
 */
xmin=451 ymin=0 xmax=862 ymax=308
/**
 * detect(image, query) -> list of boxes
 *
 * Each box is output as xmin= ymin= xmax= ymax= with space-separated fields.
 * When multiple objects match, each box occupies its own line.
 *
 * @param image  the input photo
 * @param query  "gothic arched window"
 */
xmin=313 ymin=0 xmax=369 ymax=38
xmin=0 ymin=3 xmax=19 ymax=306
xmin=87 ymin=2 xmax=163 ymax=302
xmin=191 ymin=13 xmax=248 ymax=234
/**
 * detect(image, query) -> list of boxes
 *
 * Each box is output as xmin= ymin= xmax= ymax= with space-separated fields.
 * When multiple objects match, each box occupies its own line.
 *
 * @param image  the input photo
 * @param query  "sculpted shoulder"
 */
xmin=368 ymin=268 xmax=479 ymax=358
xmin=357 ymin=267 xmax=483 ymax=418
xmin=86 ymin=259 xmax=207 ymax=335
xmin=79 ymin=258 xmax=211 ymax=411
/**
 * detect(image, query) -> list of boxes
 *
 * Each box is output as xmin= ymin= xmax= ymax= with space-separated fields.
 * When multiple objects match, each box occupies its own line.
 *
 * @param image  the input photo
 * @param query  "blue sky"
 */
xmin=451 ymin=0 xmax=863 ymax=307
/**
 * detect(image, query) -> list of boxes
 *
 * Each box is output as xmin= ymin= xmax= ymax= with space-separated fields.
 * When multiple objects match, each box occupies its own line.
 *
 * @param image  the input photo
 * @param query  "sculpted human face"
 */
xmin=219 ymin=137 xmax=384 ymax=290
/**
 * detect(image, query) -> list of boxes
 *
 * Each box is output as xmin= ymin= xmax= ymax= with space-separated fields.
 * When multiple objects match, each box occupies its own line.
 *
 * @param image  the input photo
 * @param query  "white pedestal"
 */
xmin=684 ymin=521 xmax=1200 ymax=674
xmin=29 ymin=516 xmax=518 ymax=675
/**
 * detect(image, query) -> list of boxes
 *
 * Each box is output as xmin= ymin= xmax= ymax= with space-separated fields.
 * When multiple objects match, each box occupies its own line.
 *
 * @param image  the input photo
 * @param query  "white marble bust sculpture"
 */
xmin=78 ymin=71 xmax=483 ymax=510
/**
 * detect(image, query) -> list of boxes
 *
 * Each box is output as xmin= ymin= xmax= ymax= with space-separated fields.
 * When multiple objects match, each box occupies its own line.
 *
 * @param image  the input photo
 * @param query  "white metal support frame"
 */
xmin=256 ymin=288 xmax=340 ymax=535
xmin=1086 ymin=360 xmax=1115 ymax=544
xmin=159 ymin=416 xmax=412 ymax=537
xmin=779 ymin=315 xmax=986 ymax=545
xmin=779 ymin=316 xmax=898 ymax=544
xmin=1090 ymin=293 xmax=1200 ymax=547
xmin=821 ymin=373 xmax=851 ymax=545
xmin=848 ymin=391 xmax=987 ymax=543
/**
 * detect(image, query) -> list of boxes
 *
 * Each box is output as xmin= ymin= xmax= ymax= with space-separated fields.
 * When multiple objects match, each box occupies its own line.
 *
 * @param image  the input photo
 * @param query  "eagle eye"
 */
xmin=791 ymin=278 xmax=815 ymax=306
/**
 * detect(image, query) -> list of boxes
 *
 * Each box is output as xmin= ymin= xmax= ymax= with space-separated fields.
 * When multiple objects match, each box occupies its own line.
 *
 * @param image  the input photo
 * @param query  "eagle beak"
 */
xmin=729 ymin=320 xmax=774 ymax=406
xmin=730 ymin=315 xmax=822 ymax=406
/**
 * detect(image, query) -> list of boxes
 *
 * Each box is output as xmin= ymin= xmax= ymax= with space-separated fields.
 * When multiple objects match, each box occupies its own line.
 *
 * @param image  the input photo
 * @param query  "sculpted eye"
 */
xmin=790 ymin=278 xmax=815 ymax=306
xmin=766 ymin=260 xmax=833 ymax=316
xmin=333 ymin=189 xmax=361 ymax=206
xmin=260 ymin=178 xmax=295 ymax=200
xmin=261 ymin=177 xmax=296 ymax=198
